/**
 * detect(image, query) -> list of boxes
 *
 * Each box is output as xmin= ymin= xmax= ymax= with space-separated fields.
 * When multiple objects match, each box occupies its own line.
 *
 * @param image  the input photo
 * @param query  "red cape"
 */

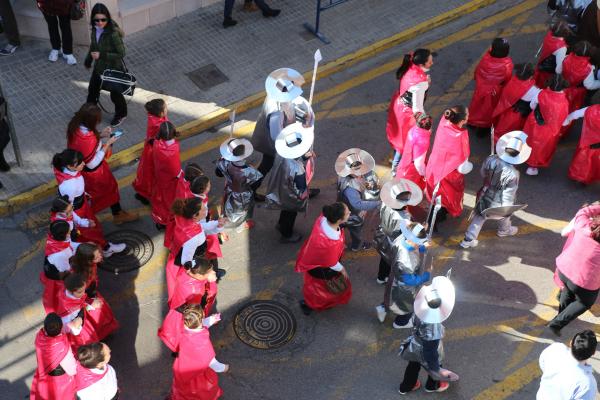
xmin=150 ymin=140 xmax=181 ymax=225
xmin=132 ymin=114 xmax=167 ymax=198
xmin=397 ymin=126 xmax=430 ymax=189
xmin=68 ymin=129 xmax=119 ymax=213
xmin=53 ymin=168 xmax=81 ymax=185
xmin=166 ymin=217 xmax=203 ymax=297
xmin=44 ymin=236 xmax=70 ymax=256
xmin=75 ymin=363 xmax=109 ymax=391
xmin=468 ymin=52 xmax=513 ymax=127
xmin=171 ymin=328 xmax=222 ymax=400
xmin=492 ymin=76 xmax=535 ymax=139
xmin=524 ymin=89 xmax=569 ymax=167
xmin=41 ymin=237 xmax=72 ymax=313
xmin=55 ymin=290 xmax=98 ymax=349
xmin=534 ymin=31 xmax=566 ymax=87
xmin=568 ymin=105 xmax=600 ymax=184
xmin=30 ymin=330 xmax=76 ymax=400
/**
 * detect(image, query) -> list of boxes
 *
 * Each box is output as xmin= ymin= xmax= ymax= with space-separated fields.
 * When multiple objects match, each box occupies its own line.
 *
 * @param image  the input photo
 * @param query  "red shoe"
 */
xmin=245 ymin=220 xmax=255 ymax=229
xmin=425 ymin=381 xmax=449 ymax=393
xmin=398 ymin=380 xmax=421 ymax=395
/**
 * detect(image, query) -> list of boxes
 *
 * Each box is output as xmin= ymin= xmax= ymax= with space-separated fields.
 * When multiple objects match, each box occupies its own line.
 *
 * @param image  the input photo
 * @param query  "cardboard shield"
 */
xmin=481 ymin=204 xmax=528 ymax=220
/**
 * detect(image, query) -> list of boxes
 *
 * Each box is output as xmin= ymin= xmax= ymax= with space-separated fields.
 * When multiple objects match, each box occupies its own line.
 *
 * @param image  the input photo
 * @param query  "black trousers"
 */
xmin=278 ymin=210 xmax=297 ymax=238
xmin=42 ymin=13 xmax=72 ymax=54
xmin=549 ymin=270 xmax=600 ymax=330
xmin=0 ymin=0 xmax=20 ymax=46
xmin=257 ymin=153 xmax=275 ymax=176
xmin=87 ymin=72 xmax=127 ymax=118
xmin=224 ymin=0 xmax=271 ymax=18
xmin=399 ymin=362 xmax=440 ymax=392
xmin=377 ymin=257 xmax=390 ymax=282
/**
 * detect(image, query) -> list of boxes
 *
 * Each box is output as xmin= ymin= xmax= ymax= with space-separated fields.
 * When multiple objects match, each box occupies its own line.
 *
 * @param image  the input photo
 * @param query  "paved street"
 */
xmin=1 ymin=0 xmax=600 ymax=399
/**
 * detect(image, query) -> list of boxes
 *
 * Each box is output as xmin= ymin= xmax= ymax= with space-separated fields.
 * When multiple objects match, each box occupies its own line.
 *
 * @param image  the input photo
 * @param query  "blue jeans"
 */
xmin=391 ymin=151 xmax=401 ymax=174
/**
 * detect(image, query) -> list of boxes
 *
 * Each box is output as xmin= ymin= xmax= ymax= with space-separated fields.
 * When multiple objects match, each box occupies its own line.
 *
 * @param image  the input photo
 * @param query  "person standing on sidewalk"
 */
xmin=222 ymin=0 xmax=280 ymax=28
xmin=0 ymin=0 xmax=20 ymax=56
xmin=36 ymin=0 xmax=76 ymax=64
xmin=84 ymin=3 xmax=128 ymax=127
xmin=547 ymin=202 xmax=600 ymax=337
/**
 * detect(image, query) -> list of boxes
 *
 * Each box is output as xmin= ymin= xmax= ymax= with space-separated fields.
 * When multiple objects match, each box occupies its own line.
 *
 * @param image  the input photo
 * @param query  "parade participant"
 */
xmin=386 ymin=48 xmax=434 ymax=172
xmin=266 ymin=122 xmax=315 ymax=243
xmin=468 ymin=38 xmax=513 ymax=137
xmin=396 ymin=113 xmax=432 ymax=187
xmin=547 ymin=202 xmax=600 ymax=336
xmin=151 ymin=121 xmax=181 ymax=230
xmin=296 ymin=202 xmax=352 ymax=315
xmin=534 ymin=20 xmax=570 ymax=88
xmin=523 ymin=75 xmax=569 ymax=176
xmin=52 ymin=149 xmax=125 ymax=257
xmin=335 ymin=148 xmax=381 ymax=251
xmin=548 ymin=0 xmax=593 ymax=32
xmin=373 ymin=179 xmax=422 ymax=285
xmin=76 ymin=342 xmax=119 ymax=400
xmin=66 ymin=103 xmax=138 ymax=223
xmin=30 ymin=313 xmax=77 ymax=400
xmin=425 ymin=106 xmax=472 ymax=223
xmin=375 ymin=221 xmax=431 ymax=329
xmin=563 ymin=101 xmax=600 ymax=184
xmin=41 ymin=220 xmax=79 ymax=313
xmin=132 ymin=98 xmax=168 ymax=205
xmin=216 ymin=137 xmax=263 ymax=231
xmin=169 ymin=305 xmax=228 ymax=400
xmin=70 ymin=243 xmax=119 ymax=341
xmin=251 ymin=68 xmax=313 ymax=194
xmin=491 ymin=63 xmax=539 ymax=141
xmin=460 ymin=131 xmax=532 ymax=248
xmin=158 ymin=258 xmax=219 ymax=352
xmin=50 ymin=195 xmax=94 ymax=242
xmin=398 ymin=276 xmax=458 ymax=394
xmin=537 ymin=329 xmax=598 ymax=399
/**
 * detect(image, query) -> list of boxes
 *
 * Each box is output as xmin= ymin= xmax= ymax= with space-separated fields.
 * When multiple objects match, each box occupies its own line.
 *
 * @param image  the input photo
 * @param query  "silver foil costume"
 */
xmin=216 ymin=159 xmax=263 ymax=227
xmin=474 ymin=155 xmax=519 ymax=215
xmin=399 ymin=318 xmax=445 ymax=366
xmin=265 ymin=155 xmax=308 ymax=212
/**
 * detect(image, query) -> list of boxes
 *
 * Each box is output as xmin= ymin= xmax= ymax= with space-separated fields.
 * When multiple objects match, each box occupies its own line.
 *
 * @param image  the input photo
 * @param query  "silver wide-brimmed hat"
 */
xmin=334 ymin=148 xmax=376 ymax=177
xmin=265 ymin=68 xmax=305 ymax=103
xmin=496 ymin=130 xmax=532 ymax=165
xmin=380 ymin=178 xmax=423 ymax=209
xmin=414 ymin=276 xmax=456 ymax=324
xmin=220 ymin=138 xmax=254 ymax=162
xmin=274 ymin=122 xmax=314 ymax=159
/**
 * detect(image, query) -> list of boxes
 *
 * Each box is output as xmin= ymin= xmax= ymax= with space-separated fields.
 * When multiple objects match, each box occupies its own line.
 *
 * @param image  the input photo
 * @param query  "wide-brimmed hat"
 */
xmin=220 ymin=138 xmax=253 ymax=162
xmin=380 ymin=178 xmax=423 ymax=209
xmin=399 ymin=222 xmax=427 ymax=245
xmin=496 ymin=130 xmax=531 ymax=165
xmin=265 ymin=68 xmax=305 ymax=103
xmin=334 ymin=148 xmax=376 ymax=177
xmin=414 ymin=276 xmax=456 ymax=324
xmin=274 ymin=122 xmax=314 ymax=159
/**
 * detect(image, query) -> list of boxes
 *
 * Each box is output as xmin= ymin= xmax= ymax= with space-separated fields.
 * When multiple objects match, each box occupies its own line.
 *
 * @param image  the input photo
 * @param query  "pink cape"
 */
xmin=568 ymin=105 xmax=600 ymax=184
xmin=165 ymin=216 xmax=203 ymax=297
xmin=75 ymin=362 xmax=109 ymax=391
xmin=133 ymin=114 xmax=169 ymax=199
xmin=151 ymin=140 xmax=181 ymax=225
xmin=492 ymin=75 xmax=535 ymax=140
xmin=396 ymin=125 xmax=430 ymax=189
xmin=30 ymin=329 xmax=76 ymax=400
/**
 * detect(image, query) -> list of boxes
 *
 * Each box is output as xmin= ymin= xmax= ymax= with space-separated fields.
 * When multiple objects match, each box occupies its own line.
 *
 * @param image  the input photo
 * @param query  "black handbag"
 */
xmin=100 ymin=60 xmax=137 ymax=96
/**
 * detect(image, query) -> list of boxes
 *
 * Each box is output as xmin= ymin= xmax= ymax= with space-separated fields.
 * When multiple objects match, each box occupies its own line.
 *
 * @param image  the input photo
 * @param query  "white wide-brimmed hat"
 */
xmin=399 ymin=222 xmax=428 ymax=245
xmin=220 ymin=138 xmax=254 ymax=162
xmin=414 ymin=276 xmax=456 ymax=324
xmin=380 ymin=178 xmax=423 ymax=209
xmin=274 ymin=122 xmax=314 ymax=159
xmin=265 ymin=68 xmax=305 ymax=103
xmin=334 ymin=148 xmax=376 ymax=177
xmin=496 ymin=130 xmax=532 ymax=165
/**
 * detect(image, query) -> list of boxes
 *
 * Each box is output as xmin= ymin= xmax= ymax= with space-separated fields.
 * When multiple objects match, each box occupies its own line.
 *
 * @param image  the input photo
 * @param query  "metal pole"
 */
xmin=314 ymin=0 xmax=322 ymax=36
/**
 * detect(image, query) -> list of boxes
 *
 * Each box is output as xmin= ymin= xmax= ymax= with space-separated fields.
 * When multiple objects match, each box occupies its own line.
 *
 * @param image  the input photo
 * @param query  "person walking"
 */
xmin=563 ymin=101 xmax=600 ymax=185
xmin=0 ymin=0 xmax=20 ymax=55
xmin=36 ymin=0 xmax=76 ymax=64
xmin=84 ymin=3 xmax=128 ymax=127
xmin=75 ymin=342 xmax=119 ymax=400
xmin=547 ymin=202 xmax=600 ymax=336
xmin=223 ymin=0 xmax=280 ymax=28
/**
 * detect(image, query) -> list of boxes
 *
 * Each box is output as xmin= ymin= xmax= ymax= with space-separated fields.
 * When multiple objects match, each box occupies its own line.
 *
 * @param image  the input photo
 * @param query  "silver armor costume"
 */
xmin=399 ymin=318 xmax=445 ymax=366
xmin=265 ymin=155 xmax=308 ymax=212
xmin=474 ymin=155 xmax=519 ymax=215
xmin=216 ymin=159 xmax=263 ymax=226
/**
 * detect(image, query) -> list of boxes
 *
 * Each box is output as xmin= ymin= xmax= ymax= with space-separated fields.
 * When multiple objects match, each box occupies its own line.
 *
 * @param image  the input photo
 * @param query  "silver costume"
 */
xmin=265 ymin=155 xmax=308 ymax=212
xmin=549 ymin=0 xmax=592 ymax=31
xmin=216 ymin=159 xmax=263 ymax=227
xmin=399 ymin=318 xmax=445 ymax=366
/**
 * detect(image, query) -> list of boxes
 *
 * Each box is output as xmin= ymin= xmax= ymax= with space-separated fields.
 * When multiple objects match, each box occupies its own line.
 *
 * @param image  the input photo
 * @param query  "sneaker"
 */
xmin=526 ymin=167 xmax=538 ymax=176
xmin=0 ymin=44 xmax=18 ymax=56
xmin=110 ymin=115 xmax=126 ymax=127
xmin=425 ymin=381 xmax=449 ymax=393
xmin=48 ymin=49 xmax=59 ymax=62
xmin=375 ymin=304 xmax=387 ymax=323
xmin=376 ymin=277 xmax=388 ymax=285
xmin=497 ymin=226 xmax=518 ymax=237
xmin=280 ymin=233 xmax=302 ymax=243
xmin=216 ymin=268 xmax=227 ymax=281
xmin=103 ymin=242 xmax=126 ymax=257
xmin=547 ymin=324 xmax=562 ymax=337
xmin=398 ymin=380 xmax=421 ymax=395
xmin=393 ymin=319 xmax=414 ymax=329
xmin=459 ymin=238 xmax=478 ymax=248
xmin=223 ymin=18 xmax=238 ymax=28
xmin=63 ymin=54 xmax=77 ymax=65
xmin=134 ymin=193 xmax=150 ymax=205
xmin=113 ymin=210 xmax=139 ymax=224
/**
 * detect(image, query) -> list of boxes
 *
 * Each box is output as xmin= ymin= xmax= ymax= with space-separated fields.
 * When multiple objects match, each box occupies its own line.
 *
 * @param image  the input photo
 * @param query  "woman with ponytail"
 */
xmin=386 ymin=49 xmax=434 ymax=172
xmin=296 ymin=202 xmax=352 ymax=315
xmin=396 ymin=112 xmax=432 ymax=188
xmin=158 ymin=257 xmax=219 ymax=352
xmin=425 ymin=105 xmax=472 ymax=222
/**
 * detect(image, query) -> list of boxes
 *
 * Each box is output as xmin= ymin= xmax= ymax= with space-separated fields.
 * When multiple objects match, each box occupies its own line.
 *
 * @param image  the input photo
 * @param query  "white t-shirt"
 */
xmin=76 ymin=364 xmax=118 ymax=400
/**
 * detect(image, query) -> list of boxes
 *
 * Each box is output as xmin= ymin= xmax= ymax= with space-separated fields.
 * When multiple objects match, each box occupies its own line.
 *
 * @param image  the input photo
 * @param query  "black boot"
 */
xmin=223 ymin=17 xmax=238 ymax=28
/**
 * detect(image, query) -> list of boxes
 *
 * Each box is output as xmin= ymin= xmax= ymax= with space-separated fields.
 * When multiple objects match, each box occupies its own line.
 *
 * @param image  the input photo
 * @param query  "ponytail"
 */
xmin=183 ymin=162 xmax=205 ymax=182
xmin=183 ymin=257 xmax=213 ymax=274
xmin=183 ymin=304 xmax=205 ymax=329
xmin=190 ymin=175 xmax=210 ymax=195
xmin=67 ymin=103 xmax=101 ymax=143
xmin=171 ymin=197 xmax=203 ymax=219
xmin=52 ymin=149 xmax=83 ymax=171
xmin=144 ymin=98 xmax=166 ymax=117
xmin=395 ymin=54 xmax=413 ymax=80
xmin=443 ymin=105 xmax=468 ymax=125
xmin=157 ymin=121 xmax=178 ymax=141
xmin=396 ymin=48 xmax=432 ymax=80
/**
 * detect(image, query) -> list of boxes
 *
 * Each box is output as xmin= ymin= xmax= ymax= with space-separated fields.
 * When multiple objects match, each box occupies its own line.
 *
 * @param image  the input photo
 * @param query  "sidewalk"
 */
xmin=0 ymin=0 xmax=477 ymax=202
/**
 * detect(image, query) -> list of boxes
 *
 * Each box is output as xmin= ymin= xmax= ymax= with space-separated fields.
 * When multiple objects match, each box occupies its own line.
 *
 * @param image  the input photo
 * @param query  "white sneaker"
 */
xmin=497 ymin=226 xmax=518 ymax=237
xmin=375 ymin=304 xmax=387 ymax=323
xmin=63 ymin=54 xmax=77 ymax=65
xmin=376 ymin=277 xmax=388 ymax=285
xmin=48 ymin=49 xmax=59 ymax=62
xmin=526 ymin=167 xmax=538 ymax=176
xmin=459 ymin=238 xmax=478 ymax=248
xmin=102 ymin=242 xmax=127 ymax=257
xmin=393 ymin=319 xmax=414 ymax=329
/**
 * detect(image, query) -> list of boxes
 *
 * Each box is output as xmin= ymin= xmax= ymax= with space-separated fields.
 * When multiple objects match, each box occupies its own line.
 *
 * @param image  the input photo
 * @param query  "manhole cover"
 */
xmin=100 ymin=230 xmax=154 ymax=274
xmin=186 ymin=63 xmax=229 ymax=90
xmin=233 ymin=300 xmax=297 ymax=349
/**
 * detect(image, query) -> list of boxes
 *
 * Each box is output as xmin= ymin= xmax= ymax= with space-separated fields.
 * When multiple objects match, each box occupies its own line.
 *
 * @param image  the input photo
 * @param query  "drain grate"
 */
xmin=100 ymin=230 xmax=154 ymax=274
xmin=186 ymin=64 xmax=229 ymax=90
xmin=234 ymin=300 xmax=297 ymax=349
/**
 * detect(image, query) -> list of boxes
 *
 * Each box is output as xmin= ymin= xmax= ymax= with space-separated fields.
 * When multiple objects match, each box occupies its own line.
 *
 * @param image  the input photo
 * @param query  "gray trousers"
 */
xmin=465 ymin=214 xmax=512 ymax=241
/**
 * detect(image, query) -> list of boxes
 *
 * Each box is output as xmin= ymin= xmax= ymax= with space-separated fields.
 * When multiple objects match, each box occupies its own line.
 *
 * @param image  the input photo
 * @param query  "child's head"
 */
xmin=546 ymin=74 xmax=568 ymax=92
xmin=571 ymin=330 xmax=597 ymax=361
xmin=490 ymin=37 xmax=510 ymax=58
xmin=443 ymin=105 xmax=468 ymax=125
xmin=43 ymin=313 xmax=63 ymax=337
xmin=415 ymin=112 xmax=433 ymax=130
xmin=50 ymin=195 xmax=72 ymax=215
xmin=190 ymin=175 xmax=211 ymax=196
xmin=322 ymin=202 xmax=349 ymax=224
xmin=183 ymin=163 xmax=204 ymax=183
xmin=572 ymin=40 xmax=593 ymax=57
xmin=78 ymin=342 xmax=111 ymax=369
xmin=183 ymin=304 xmax=205 ymax=329
xmin=171 ymin=197 xmax=206 ymax=221
xmin=71 ymin=243 xmax=102 ymax=277
xmin=157 ymin=121 xmax=178 ymax=141
xmin=64 ymin=273 xmax=86 ymax=298
xmin=49 ymin=220 xmax=70 ymax=242
xmin=551 ymin=19 xmax=572 ymax=38
xmin=144 ymin=98 xmax=167 ymax=118
xmin=514 ymin=63 xmax=534 ymax=81
xmin=184 ymin=257 xmax=215 ymax=278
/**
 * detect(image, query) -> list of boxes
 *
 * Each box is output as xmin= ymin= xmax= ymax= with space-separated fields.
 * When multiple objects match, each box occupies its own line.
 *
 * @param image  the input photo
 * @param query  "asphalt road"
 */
xmin=1 ymin=1 xmax=600 ymax=399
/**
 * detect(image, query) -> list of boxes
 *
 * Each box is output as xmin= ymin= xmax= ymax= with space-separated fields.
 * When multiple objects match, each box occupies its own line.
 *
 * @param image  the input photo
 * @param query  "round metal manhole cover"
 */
xmin=100 ymin=230 xmax=154 ymax=274
xmin=233 ymin=300 xmax=297 ymax=349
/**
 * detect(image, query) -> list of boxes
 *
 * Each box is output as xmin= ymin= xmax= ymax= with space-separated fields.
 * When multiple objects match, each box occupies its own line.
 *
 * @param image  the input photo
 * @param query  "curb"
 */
xmin=0 ymin=0 xmax=496 ymax=217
